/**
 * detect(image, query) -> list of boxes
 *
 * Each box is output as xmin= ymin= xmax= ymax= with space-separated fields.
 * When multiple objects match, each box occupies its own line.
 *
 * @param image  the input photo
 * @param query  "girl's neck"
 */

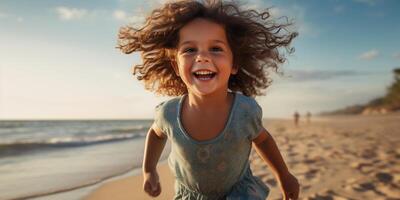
xmin=186 ymin=91 xmax=232 ymax=113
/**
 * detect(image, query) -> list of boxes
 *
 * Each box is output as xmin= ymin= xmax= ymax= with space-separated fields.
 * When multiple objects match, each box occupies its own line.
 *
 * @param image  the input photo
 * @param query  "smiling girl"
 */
xmin=118 ymin=0 xmax=299 ymax=199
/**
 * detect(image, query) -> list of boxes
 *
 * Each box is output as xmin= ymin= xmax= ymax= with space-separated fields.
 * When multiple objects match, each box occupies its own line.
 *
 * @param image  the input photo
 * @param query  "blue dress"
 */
xmin=154 ymin=92 xmax=270 ymax=200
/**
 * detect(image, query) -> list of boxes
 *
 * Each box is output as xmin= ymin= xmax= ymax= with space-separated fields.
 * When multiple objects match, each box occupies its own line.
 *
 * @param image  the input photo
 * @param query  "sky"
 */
xmin=0 ymin=0 xmax=399 ymax=120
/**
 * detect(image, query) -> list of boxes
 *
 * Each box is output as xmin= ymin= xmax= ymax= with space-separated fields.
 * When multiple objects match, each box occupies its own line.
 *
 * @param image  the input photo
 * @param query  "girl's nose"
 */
xmin=195 ymin=51 xmax=211 ymax=63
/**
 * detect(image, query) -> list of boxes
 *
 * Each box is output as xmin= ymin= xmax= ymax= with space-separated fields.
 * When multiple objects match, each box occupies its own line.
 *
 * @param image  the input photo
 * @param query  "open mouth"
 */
xmin=192 ymin=70 xmax=216 ymax=81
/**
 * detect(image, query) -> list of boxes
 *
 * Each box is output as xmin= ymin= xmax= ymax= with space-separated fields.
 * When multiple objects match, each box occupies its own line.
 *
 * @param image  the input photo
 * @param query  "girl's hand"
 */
xmin=278 ymin=172 xmax=300 ymax=200
xmin=143 ymin=170 xmax=161 ymax=197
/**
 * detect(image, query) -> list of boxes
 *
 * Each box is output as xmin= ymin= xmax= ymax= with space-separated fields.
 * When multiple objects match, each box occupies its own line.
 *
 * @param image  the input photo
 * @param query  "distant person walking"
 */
xmin=293 ymin=111 xmax=300 ymax=127
xmin=306 ymin=111 xmax=312 ymax=124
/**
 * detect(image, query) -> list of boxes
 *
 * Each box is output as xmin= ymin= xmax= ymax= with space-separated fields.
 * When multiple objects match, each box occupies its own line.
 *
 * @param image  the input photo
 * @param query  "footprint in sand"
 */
xmin=361 ymin=148 xmax=377 ymax=159
xmin=307 ymin=193 xmax=334 ymax=200
xmin=350 ymin=181 xmax=391 ymax=197
xmin=350 ymin=161 xmax=375 ymax=174
xmin=375 ymin=183 xmax=400 ymax=199
xmin=390 ymin=149 xmax=400 ymax=159
xmin=287 ymin=151 xmax=299 ymax=157
xmin=307 ymin=143 xmax=316 ymax=148
xmin=307 ymin=190 xmax=350 ymax=200
xmin=303 ymin=158 xmax=318 ymax=164
xmin=352 ymin=182 xmax=375 ymax=192
xmin=297 ymin=168 xmax=321 ymax=183
xmin=375 ymin=172 xmax=394 ymax=184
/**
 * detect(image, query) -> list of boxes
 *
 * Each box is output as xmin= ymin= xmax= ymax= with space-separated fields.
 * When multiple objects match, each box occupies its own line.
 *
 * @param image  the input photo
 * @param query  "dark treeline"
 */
xmin=321 ymin=68 xmax=400 ymax=115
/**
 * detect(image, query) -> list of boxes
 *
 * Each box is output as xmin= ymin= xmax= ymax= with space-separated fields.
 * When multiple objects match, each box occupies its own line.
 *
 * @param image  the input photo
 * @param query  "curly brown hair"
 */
xmin=117 ymin=0 xmax=297 ymax=97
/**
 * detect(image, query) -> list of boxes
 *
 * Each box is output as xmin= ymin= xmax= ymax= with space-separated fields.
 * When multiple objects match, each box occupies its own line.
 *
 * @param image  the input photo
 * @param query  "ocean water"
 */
xmin=0 ymin=120 xmax=170 ymax=200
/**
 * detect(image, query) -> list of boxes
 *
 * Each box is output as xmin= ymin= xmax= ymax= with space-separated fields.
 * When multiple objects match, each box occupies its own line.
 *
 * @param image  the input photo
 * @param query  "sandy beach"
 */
xmin=85 ymin=113 xmax=400 ymax=200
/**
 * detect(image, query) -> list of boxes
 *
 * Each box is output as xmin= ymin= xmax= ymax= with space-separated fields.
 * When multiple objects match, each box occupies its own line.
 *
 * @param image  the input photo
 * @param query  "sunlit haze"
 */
xmin=1 ymin=0 xmax=399 ymax=119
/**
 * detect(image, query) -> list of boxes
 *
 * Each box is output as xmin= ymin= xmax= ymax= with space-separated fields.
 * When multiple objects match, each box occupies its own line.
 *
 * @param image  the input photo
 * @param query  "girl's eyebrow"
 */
xmin=179 ymin=40 xmax=227 ymax=46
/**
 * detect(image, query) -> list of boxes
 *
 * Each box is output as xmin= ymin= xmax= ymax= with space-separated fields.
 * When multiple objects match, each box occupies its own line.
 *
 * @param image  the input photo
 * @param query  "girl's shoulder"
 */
xmin=154 ymin=96 xmax=182 ymax=119
xmin=235 ymin=92 xmax=262 ymax=114
xmin=234 ymin=93 xmax=264 ymax=140
xmin=154 ymin=96 xmax=182 ymax=135
xmin=156 ymin=96 xmax=182 ymax=113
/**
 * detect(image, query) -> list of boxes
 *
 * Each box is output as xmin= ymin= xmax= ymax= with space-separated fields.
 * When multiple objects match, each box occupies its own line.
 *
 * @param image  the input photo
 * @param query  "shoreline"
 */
xmin=84 ymin=162 xmax=174 ymax=200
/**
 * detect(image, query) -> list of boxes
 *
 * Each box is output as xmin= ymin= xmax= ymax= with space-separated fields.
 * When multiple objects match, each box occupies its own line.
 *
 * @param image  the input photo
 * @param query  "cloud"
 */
xmin=113 ymin=10 xmax=127 ymax=20
xmin=56 ymin=7 xmax=88 ymax=21
xmin=113 ymin=10 xmax=145 ymax=25
xmin=393 ymin=52 xmax=400 ymax=60
xmin=286 ymin=69 xmax=362 ymax=82
xmin=358 ymin=49 xmax=379 ymax=60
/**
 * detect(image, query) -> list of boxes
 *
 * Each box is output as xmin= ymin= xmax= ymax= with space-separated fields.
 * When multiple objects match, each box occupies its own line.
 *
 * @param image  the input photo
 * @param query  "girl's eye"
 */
xmin=183 ymin=48 xmax=196 ymax=53
xmin=210 ymin=47 xmax=223 ymax=52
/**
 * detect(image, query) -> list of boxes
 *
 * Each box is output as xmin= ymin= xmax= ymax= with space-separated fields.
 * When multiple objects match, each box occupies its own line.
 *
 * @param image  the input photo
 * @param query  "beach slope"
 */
xmin=86 ymin=114 xmax=400 ymax=199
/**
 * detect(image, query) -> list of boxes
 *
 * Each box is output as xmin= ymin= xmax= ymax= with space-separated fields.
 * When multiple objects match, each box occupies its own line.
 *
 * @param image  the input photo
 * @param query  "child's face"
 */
xmin=172 ymin=18 xmax=237 ymax=96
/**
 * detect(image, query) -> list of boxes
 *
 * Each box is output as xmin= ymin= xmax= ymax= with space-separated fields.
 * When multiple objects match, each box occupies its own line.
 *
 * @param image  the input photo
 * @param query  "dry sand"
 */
xmin=85 ymin=113 xmax=400 ymax=200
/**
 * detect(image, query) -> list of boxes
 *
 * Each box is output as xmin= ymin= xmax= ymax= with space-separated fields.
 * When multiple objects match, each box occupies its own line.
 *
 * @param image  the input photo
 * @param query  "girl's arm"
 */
xmin=252 ymin=127 xmax=300 ymax=200
xmin=252 ymin=128 xmax=289 ymax=177
xmin=142 ymin=123 xmax=167 ymax=197
xmin=143 ymin=123 xmax=167 ymax=172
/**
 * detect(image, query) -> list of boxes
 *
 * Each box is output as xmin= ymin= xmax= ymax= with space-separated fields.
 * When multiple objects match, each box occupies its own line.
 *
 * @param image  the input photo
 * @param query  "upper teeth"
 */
xmin=194 ymin=71 xmax=214 ymax=75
